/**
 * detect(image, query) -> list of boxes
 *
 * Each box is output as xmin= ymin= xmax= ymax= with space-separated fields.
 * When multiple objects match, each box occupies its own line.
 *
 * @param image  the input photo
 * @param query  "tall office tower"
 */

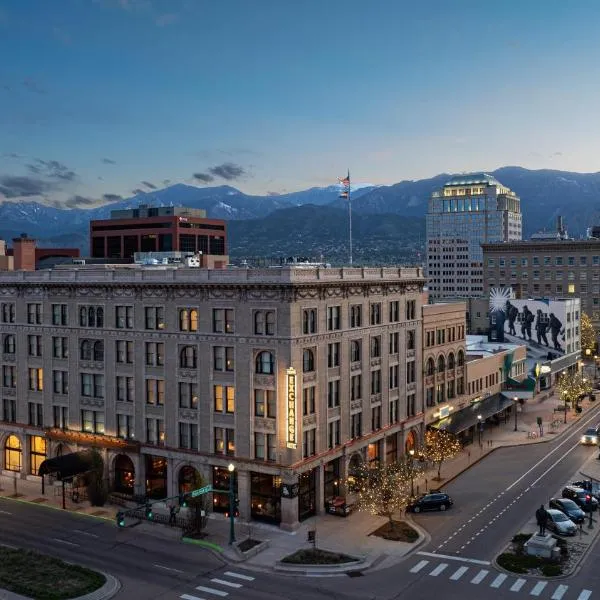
xmin=426 ymin=173 xmax=521 ymax=301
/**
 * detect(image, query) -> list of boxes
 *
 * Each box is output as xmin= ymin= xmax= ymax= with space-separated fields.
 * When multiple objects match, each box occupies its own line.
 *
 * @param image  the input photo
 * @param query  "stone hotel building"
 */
xmin=0 ymin=264 xmax=424 ymax=530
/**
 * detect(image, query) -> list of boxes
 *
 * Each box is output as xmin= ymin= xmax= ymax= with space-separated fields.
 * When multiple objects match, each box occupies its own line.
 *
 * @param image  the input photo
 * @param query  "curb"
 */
xmin=74 ymin=572 xmax=121 ymax=600
xmin=0 ymin=494 xmax=113 ymax=523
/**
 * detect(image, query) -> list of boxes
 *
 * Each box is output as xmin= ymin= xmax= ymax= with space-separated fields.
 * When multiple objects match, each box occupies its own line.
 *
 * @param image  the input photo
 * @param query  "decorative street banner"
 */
xmin=286 ymin=367 xmax=297 ymax=449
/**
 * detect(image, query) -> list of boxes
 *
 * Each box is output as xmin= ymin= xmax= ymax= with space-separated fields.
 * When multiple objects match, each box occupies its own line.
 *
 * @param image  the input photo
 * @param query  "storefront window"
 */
xmin=324 ymin=458 xmax=341 ymax=503
xmin=367 ymin=441 xmax=380 ymax=464
xmin=29 ymin=435 xmax=47 ymax=475
xmin=4 ymin=435 xmax=22 ymax=472
xmin=250 ymin=472 xmax=281 ymax=523
xmin=298 ymin=469 xmax=316 ymax=521
xmin=212 ymin=466 xmax=237 ymax=513
xmin=145 ymin=455 xmax=167 ymax=499
xmin=385 ymin=434 xmax=398 ymax=463
xmin=114 ymin=454 xmax=135 ymax=495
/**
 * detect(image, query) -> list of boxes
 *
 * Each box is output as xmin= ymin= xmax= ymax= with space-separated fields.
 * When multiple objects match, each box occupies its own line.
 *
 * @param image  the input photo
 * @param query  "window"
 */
xmin=80 ymin=339 xmax=92 ymax=360
xmin=214 ymin=427 xmax=235 ymax=455
xmin=116 ymin=305 xmax=134 ymax=329
xmin=327 ymin=306 xmax=341 ymax=331
xmin=303 ymin=349 xmax=315 ymax=372
xmin=437 ymin=355 xmax=445 ymax=372
xmin=389 ymin=364 xmax=399 ymax=389
xmin=350 ymin=305 xmax=362 ymax=327
xmin=52 ymin=304 xmax=68 ymax=326
xmin=350 ymin=340 xmax=361 ymax=362
xmin=389 ymin=332 xmax=399 ymax=354
xmin=2 ymin=334 xmax=15 ymax=354
xmin=27 ymin=303 xmax=42 ymax=325
xmin=145 ymin=379 xmax=165 ymax=405
xmin=255 ymin=433 xmax=276 ymax=461
xmin=2 ymin=398 xmax=16 ymax=422
xmin=213 ymin=346 xmax=234 ymax=371
xmin=214 ymin=385 xmax=235 ymax=413
xmin=328 ymin=419 xmax=340 ymax=449
xmin=117 ymin=414 xmax=134 ymax=439
xmin=146 ymin=418 xmax=165 ymax=445
xmin=255 ymin=388 xmax=276 ymax=418
xmin=406 ymin=361 xmax=416 ymax=384
xmin=302 ymin=309 xmax=317 ymax=334
xmin=52 ymin=370 xmax=68 ymax=395
xmin=457 ymin=350 xmax=465 ymax=366
xmin=351 ymin=413 xmax=362 ymax=438
xmin=255 ymin=351 xmax=275 ymax=375
xmin=116 ymin=340 xmax=134 ymax=364
xmin=426 ymin=357 xmax=435 ymax=376
xmin=328 ymin=342 xmax=340 ymax=367
xmin=80 ymin=339 xmax=103 ymax=361
xmin=4 ymin=435 xmax=22 ymax=471
xmin=145 ymin=342 xmax=164 ymax=366
xmin=351 ymin=374 xmax=362 ymax=401
xmin=81 ymin=373 xmax=103 ymax=398
xmin=53 ymin=405 xmax=68 ymax=429
xmin=29 ymin=368 xmax=43 ymax=391
xmin=254 ymin=310 xmax=275 ymax=335
xmin=448 ymin=352 xmax=455 ymax=369
xmin=302 ymin=386 xmax=315 ymax=415
xmin=1 ymin=303 xmax=15 ymax=323
xmin=179 ymin=308 xmax=198 ymax=332
xmin=426 ymin=387 xmax=434 ymax=407
xmin=371 ymin=406 xmax=381 ymax=431
xmin=370 ymin=370 xmax=381 ymax=395
xmin=179 ymin=422 xmax=198 ymax=450
xmin=3 ymin=366 xmax=16 ymax=388
xmin=406 ymin=300 xmax=416 ymax=320
xmin=407 ymin=330 xmax=415 ymax=350
xmin=144 ymin=306 xmax=165 ymax=330
xmin=213 ymin=308 xmax=234 ymax=333
xmin=370 ymin=303 xmax=382 ymax=325
xmin=53 ymin=336 xmax=68 ymax=359
xmin=370 ymin=336 xmax=381 ymax=358
xmin=389 ymin=399 xmax=399 ymax=424
xmin=29 ymin=436 xmax=47 ymax=475
xmin=389 ymin=300 xmax=400 ymax=323
xmin=407 ymin=393 xmax=416 ymax=417
xmin=328 ymin=380 xmax=340 ymax=407
xmin=303 ymin=428 xmax=316 ymax=458
xmin=179 ymin=382 xmax=198 ymax=409
xmin=81 ymin=409 xmax=104 ymax=434
xmin=116 ymin=376 xmax=134 ymax=402
xmin=179 ymin=345 xmax=197 ymax=368
xmin=79 ymin=305 xmax=104 ymax=327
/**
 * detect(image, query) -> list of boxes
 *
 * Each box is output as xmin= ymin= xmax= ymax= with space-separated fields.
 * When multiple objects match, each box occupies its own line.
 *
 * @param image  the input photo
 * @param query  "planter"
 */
xmin=234 ymin=538 xmax=270 ymax=559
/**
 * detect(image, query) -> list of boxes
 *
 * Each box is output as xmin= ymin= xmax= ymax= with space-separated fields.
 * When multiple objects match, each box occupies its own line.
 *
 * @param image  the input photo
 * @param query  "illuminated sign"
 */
xmin=286 ymin=368 xmax=297 ymax=449
xmin=439 ymin=406 xmax=450 ymax=419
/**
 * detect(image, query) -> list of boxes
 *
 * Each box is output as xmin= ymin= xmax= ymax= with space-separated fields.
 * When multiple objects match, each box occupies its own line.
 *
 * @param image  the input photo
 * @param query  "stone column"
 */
xmin=21 ymin=433 xmax=30 ymax=479
xmin=167 ymin=456 xmax=176 ymax=498
xmin=135 ymin=453 xmax=146 ymax=498
xmin=236 ymin=469 xmax=251 ymax=521
xmin=315 ymin=463 xmax=325 ymax=515
xmin=280 ymin=472 xmax=299 ymax=531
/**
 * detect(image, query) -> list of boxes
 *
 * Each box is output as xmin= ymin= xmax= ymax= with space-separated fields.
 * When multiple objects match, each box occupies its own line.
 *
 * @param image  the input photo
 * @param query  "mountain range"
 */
xmin=2 ymin=166 xmax=600 ymax=264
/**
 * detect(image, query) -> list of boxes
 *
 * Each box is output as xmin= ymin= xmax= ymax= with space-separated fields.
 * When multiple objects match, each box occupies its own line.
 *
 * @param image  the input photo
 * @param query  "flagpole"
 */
xmin=347 ymin=169 xmax=353 ymax=265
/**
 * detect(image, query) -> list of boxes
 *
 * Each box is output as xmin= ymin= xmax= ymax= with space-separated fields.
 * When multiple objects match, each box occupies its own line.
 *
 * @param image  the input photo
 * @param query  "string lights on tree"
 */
xmin=424 ymin=429 xmax=462 ymax=480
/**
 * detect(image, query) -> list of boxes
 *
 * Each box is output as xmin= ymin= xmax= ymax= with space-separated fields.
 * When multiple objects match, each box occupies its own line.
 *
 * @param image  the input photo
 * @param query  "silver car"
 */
xmin=581 ymin=428 xmax=599 ymax=445
xmin=546 ymin=508 xmax=577 ymax=536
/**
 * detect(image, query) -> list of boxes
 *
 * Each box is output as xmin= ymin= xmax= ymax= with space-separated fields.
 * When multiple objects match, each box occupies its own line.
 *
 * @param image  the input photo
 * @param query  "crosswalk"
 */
xmin=409 ymin=558 xmax=592 ymax=599
xmin=180 ymin=571 xmax=255 ymax=600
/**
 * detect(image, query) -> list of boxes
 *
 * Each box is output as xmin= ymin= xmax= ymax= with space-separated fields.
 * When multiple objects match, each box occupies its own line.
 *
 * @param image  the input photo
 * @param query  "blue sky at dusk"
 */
xmin=2 ymin=0 xmax=600 ymax=207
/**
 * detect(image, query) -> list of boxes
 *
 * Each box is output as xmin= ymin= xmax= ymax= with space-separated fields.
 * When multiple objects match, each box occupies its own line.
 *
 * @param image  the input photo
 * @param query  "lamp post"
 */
xmin=477 ymin=415 xmax=483 ymax=445
xmin=594 ymin=355 xmax=598 ymax=380
xmin=563 ymin=390 xmax=568 ymax=424
xmin=513 ymin=396 xmax=519 ymax=432
xmin=228 ymin=463 xmax=236 ymax=545
xmin=408 ymin=449 xmax=415 ymax=498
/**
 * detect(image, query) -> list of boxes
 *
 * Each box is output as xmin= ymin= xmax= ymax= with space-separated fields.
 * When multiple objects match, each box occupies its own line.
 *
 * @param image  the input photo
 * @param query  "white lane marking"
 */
xmin=450 ymin=566 xmax=468 ymax=581
xmin=529 ymin=442 xmax=581 ymax=487
xmin=530 ymin=581 xmax=547 ymax=596
xmin=490 ymin=573 xmax=507 ymax=588
xmin=195 ymin=586 xmax=228 ymax=597
xmin=576 ymin=592 xmax=592 ymax=600
xmin=417 ymin=551 xmax=490 ymax=565
xmin=210 ymin=579 xmax=241 ymax=589
xmin=551 ymin=585 xmax=569 ymax=600
xmin=153 ymin=564 xmax=185 ymax=574
xmin=409 ymin=560 xmax=429 ymax=573
xmin=73 ymin=529 xmax=99 ymax=538
xmin=0 ymin=510 xmax=13 ymax=515
xmin=223 ymin=572 xmax=254 ymax=581
xmin=181 ymin=595 xmax=207 ymax=600
xmin=471 ymin=569 xmax=488 ymax=584
xmin=429 ymin=563 xmax=448 ymax=577
xmin=52 ymin=538 xmax=79 ymax=547
xmin=511 ymin=578 xmax=526 ymax=592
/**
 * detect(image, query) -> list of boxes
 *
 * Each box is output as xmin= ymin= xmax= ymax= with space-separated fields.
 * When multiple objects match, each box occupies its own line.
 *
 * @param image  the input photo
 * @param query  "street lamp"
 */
xmin=228 ymin=463 xmax=236 ymax=545
xmin=513 ymin=397 xmax=519 ymax=432
xmin=562 ymin=390 xmax=568 ymax=424
xmin=477 ymin=415 xmax=483 ymax=445
xmin=408 ymin=449 xmax=415 ymax=498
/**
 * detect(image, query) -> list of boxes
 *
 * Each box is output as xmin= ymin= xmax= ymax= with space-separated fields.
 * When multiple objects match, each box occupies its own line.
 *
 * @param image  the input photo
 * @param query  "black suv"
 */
xmin=409 ymin=492 xmax=453 ymax=513
xmin=572 ymin=480 xmax=600 ymax=502
xmin=562 ymin=486 xmax=599 ymax=512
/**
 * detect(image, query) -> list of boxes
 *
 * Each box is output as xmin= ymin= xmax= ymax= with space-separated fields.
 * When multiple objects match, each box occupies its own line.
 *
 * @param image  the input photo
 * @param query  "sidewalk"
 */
xmin=2 ymin=388 xmax=599 ymax=575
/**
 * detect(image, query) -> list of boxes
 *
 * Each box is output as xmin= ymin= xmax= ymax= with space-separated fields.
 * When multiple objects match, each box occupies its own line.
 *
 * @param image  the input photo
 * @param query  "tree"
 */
xmin=349 ymin=461 xmax=414 ymax=530
xmin=424 ymin=429 xmax=462 ymax=480
xmin=183 ymin=469 xmax=210 ymax=536
xmin=581 ymin=312 xmax=597 ymax=354
xmin=557 ymin=371 xmax=593 ymax=411
xmin=85 ymin=449 xmax=108 ymax=507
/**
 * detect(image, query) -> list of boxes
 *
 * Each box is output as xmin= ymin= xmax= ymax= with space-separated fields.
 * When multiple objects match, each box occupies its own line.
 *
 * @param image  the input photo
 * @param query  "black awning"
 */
xmin=38 ymin=450 xmax=96 ymax=480
xmin=430 ymin=393 xmax=514 ymax=435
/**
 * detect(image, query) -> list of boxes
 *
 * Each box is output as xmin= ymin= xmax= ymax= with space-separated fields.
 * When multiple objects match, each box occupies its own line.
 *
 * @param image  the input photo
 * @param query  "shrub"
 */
xmin=512 ymin=533 xmax=532 ymax=545
xmin=497 ymin=552 xmax=542 ymax=573
xmin=540 ymin=563 xmax=562 ymax=577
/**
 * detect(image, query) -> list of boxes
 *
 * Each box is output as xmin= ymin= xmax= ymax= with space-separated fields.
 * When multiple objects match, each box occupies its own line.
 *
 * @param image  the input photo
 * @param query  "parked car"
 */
xmin=549 ymin=498 xmax=585 ymax=523
xmin=409 ymin=492 xmax=453 ymax=513
xmin=572 ymin=480 xmax=600 ymax=501
xmin=545 ymin=509 xmax=578 ymax=536
xmin=580 ymin=428 xmax=599 ymax=445
xmin=562 ymin=486 xmax=599 ymax=511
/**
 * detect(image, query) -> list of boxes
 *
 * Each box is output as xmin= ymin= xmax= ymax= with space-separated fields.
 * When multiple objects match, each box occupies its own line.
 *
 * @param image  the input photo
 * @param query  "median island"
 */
xmin=0 ymin=547 xmax=105 ymax=600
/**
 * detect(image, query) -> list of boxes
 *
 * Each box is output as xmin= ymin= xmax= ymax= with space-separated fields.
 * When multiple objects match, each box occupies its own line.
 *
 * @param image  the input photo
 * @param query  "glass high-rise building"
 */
xmin=426 ymin=173 xmax=521 ymax=300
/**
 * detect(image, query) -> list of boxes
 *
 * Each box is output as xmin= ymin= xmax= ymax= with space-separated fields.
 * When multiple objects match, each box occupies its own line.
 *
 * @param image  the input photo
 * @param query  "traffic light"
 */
xmin=145 ymin=503 xmax=153 ymax=520
xmin=179 ymin=493 xmax=188 ymax=508
xmin=116 ymin=511 xmax=125 ymax=528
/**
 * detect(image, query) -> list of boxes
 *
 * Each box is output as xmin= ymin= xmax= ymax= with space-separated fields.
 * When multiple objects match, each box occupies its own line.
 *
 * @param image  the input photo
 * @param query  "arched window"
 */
xmin=4 ymin=435 xmax=22 ymax=472
xmin=426 ymin=357 xmax=435 ymax=376
xmin=350 ymin=340 xmax=361 ymax=362
xmin=79 ymin=306 xmax=87 ymax=326
xmin=179 ymin=308 xmax=198 ymax=332
xmin=448 ymin=352 xmax=455 ymax=370
xmin=179 ymin=309 xmax=189 ymax=331
xmin=93 ymin=340 xmax=104 ymax=362
xmin=96 ymin=307 xmax=104 ymax=327
xmin=254 ymin=311 xmax=265 ymax=335
xmin=370 ymin=336 xmax=381 ymax=358
xmin=80 ymin=339 xmax=92 ymax=360
xmin=3 ymin=334 xmax=15 ymax=354
xmin=407 ymin=330 xmax=415 ymax=350
xmin=255 ymin=351 xmax=275 ymax=375
xmin=437 ymin=355 xmax=445 ymax=372
xmin=457 ymin=350 xmax=465 ymax=366
xmin=265 ymin=311 xmax=275 ymax=336
xmin=303 ymin=349 xmax=315 ymax=372
xmin=88 ymin=306 xmax=95 ymax=327
xmin=180 ymin=346 xmax=197 ymax=368
xmin=190 ymin=309 xmax=198 ymax=332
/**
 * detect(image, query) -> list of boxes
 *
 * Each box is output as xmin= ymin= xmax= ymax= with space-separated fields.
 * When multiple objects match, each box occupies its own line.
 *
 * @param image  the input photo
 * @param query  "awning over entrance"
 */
xmin=430 ymin=393 xmax=514 ymax=435
xmin=38 ymin=450 xmax=96 ymax=480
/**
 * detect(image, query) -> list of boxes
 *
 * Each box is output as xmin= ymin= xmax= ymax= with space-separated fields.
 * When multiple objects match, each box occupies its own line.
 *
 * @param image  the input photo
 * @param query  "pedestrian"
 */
xmin=535 ymin=504 xmax=548 ymax=535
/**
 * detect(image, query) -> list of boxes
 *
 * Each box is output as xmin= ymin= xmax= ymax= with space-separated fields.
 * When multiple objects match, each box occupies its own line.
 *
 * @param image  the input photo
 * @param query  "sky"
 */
xmin=2 ymin=0 xmax=600 ymax=208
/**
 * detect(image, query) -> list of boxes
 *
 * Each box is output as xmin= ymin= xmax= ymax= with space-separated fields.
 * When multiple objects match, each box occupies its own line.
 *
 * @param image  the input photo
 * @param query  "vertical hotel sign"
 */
xmin=286 ymin=368 xmax=297 ymax=449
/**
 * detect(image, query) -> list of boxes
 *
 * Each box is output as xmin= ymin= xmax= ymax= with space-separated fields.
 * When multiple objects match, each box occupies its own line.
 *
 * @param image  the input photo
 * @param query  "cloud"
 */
xmin=27 ymin=159 xmax=76 ymax=182
xmin=141 ymin=180 xmax=156 ymax=189
xmin=131 ymin=188 xmax=146 ymax=195
xmin=102 ymin=193 xmax=123 ymax=202
xmin=267 ymin=191 xmax=281 ymax=196
xmin=193 ymin=172 xmax=215 ymax=184
xmin=208 ymin=162 xmax=246 ymax=181
xmin=102 ymin=157 xmax=116 ymax=165
xmin=22 ymin=79 xmax=45 ymax=94
xmin=553 ymin=151 xmax=563 ymax=156
xmin=163 ymin=179 xmax=171 ymax=186
xmin=0 ymin=175 xmax=53 ymax=198
xmin=3 ymin=152 xmax=23 ymax=159
xmin=63 ymin=195 xmax=96 ymax=208
xmin=156 ymin=13 xmax=178 ymax=26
